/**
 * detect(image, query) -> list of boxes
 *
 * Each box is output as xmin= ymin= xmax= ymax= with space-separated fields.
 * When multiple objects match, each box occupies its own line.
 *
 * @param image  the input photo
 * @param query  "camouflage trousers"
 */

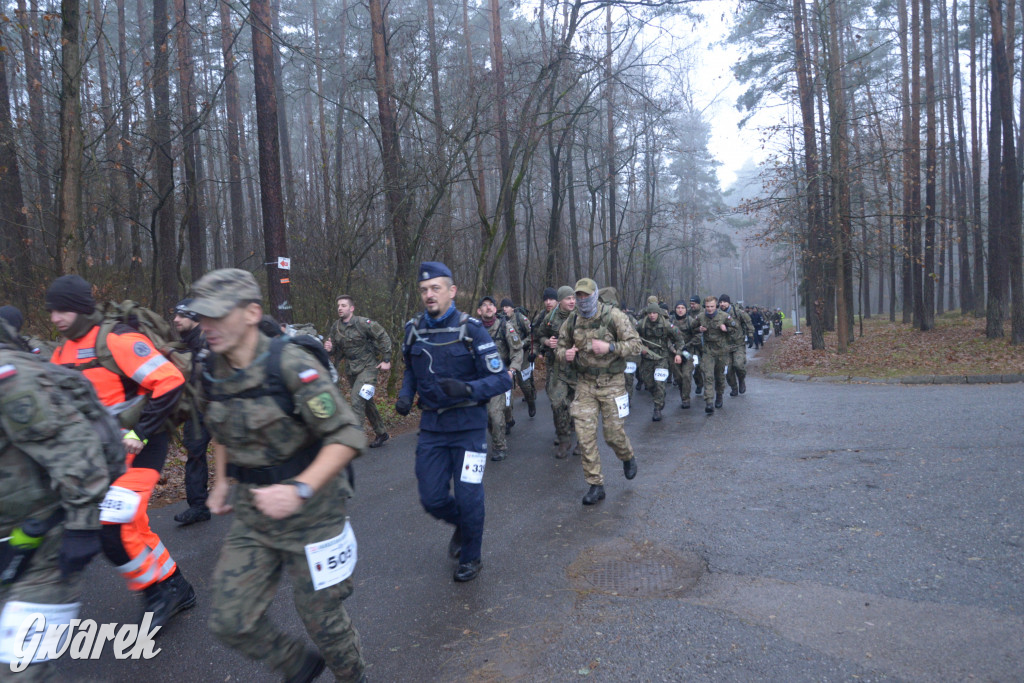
xmin=623 ymin=356 xmax=640 ymax=400
xmin=638 ymin=357 xmax=670 ymax=409
xmin=546 ymin=370 xmax=576 ymax=444
xmin=0 ymin=527 xmax=81 ymax=682
xmin=487 ymin=391 xmax=513 ymax=452
xmin=701 ymin=352 xmax=729 ymax=402
xmin=209 ymin=482 xmax=364 ymax=682
xmin=671 ymin=355 xmax=697 ymax=402
xmin=570 ymin=373 xmax=634 ymax=486
xmin=513 ymin=365 xmax=536 ymax=405
xmin=725 ymin=346 xmax=747 ymax=390
xmin=346 ymin=368 xmax=386 ymax=436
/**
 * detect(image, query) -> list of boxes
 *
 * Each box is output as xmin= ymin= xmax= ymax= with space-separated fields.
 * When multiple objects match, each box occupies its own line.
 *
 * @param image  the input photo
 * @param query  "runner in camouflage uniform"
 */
xmin=536 ymin=286 xmax=577 ymax=458
xmin=478 ymin=297 xmax=523 ymax=461
xmin=557 ymin=279 xmax=643 ymax=505
xmin=191 ymin=269 xmax=366 ymax=683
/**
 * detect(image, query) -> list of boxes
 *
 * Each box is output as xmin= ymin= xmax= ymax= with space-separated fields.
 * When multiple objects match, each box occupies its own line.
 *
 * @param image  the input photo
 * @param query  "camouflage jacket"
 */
xmin=328 ymin=315 xmax=392 ymax=376
xmin=536 ymin=307 xmax=575 ymax=381
xmin=721 ymin=306 xmax=753 ymax=348
xmin=203 ymin=334 xmax=366 ymax=470
xmin=695 ymin=309 xmax=735 ymax=355
xmin=556 ymin=304 xmax=643 ymax=375
xmin=0 ymin=347 xmax=109 ymax=534
xmin=636 ymin=314 xmax=685 ymax=363
xmin=505 ymin=309 xmax=532 ymax=355
xmin=670 ymin=312 xmax=702 ymax=351
xmin=484 ymin=317 xmax=524 ymax=372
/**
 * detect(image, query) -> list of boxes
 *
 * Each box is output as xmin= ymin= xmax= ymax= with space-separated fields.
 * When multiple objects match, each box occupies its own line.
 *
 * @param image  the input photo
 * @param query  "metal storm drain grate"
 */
xmin=570 ymin=541 xmax=706 ymax=598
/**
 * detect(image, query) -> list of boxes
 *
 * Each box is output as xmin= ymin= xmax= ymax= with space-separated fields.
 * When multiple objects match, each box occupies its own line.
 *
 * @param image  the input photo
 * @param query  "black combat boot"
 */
xmin=714 ymin=394 xmax=723 ymax=408
xmin=369 ymin=432 xmax=390 ymax=448
xmin=705 ymin=403 xmax=714 ymax=414
xmin=285 ymin=649 xmax=326 ymax=683
xmin=623 ymin=457 xmax=637 ymax=480
xmin=582 ymin=485 xmax=606 ymax=505
xmin=652 ymin=407 xmax=662 ymax=421
xmin=681 ymin=399 xmax=690 ymax=409
xmin=729 ymin=388 xmax=739 ymax=397
xmin=739 ymin=378 xmax=746 ymax=394
xmin=143 ymin=569 xmax=196 ymax=629
xmin=527 ymin=400 xmax=536 ymax=418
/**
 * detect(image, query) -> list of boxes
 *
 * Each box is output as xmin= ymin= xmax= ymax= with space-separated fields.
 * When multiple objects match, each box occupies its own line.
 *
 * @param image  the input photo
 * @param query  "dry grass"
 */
xmin=761 ymin=312 xmax=1024 ymax=378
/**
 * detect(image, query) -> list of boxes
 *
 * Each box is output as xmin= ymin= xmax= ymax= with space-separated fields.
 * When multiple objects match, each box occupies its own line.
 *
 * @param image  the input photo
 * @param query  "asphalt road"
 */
xmin=59 ymin=355 xmax=1024 ymax=682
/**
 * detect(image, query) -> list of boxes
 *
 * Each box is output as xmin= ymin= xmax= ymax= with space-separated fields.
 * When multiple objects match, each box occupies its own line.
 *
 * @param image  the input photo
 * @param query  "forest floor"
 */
xmin=760 ymin=310 xmax=1024 ymax=378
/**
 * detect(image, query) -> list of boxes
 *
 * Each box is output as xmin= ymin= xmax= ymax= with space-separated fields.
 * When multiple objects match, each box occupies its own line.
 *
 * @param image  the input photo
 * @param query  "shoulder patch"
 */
xmin=299 ymin=368 xmax=320 ymax=383
xmin=306 ymin=392 xmax=336 ymax=418
xmin=2 ymin=392 xmax=39 ymax=426
xmin=0 ymin=364 xmax=16 ymax=380
xmin=133 ymin=341 xmax=151 ymax=357
xmin=485 ymin=352 xmax=503 ymax=373
xmin=477 ymin=341 xmax=496 ymax=352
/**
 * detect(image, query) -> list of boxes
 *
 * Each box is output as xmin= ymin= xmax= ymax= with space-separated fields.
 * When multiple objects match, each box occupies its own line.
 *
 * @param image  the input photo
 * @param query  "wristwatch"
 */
xmin=291 ymin=481 xmax=314 ymax=500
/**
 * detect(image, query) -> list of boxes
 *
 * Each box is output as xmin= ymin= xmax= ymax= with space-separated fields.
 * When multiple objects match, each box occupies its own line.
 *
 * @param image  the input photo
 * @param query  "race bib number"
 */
xmin=504 ymin=390 xmax=511 ymax=407
xmin=358 ymin=384 xmax=375 ymax=400
xmin=653 ymin=368 xmax=669 ymax=382
xmin=693 ymin=355 xmax=699 ymax=367
xmin=99 ymin=486 xmax=141 ymax=524
xmin=461 ymin=450 xmax=487 ymax=484
xmin=0 ymin=601 xmax=80 ymax=665
xmin=614 ymin=394 xmax=630 ymax=418
xmin=521 ymin=363 xmax=533 ymax=380
xmin=304 ymin=521 xmax=357 ymax=591
xmin=624 ymin=361 xmax=637 ymax=374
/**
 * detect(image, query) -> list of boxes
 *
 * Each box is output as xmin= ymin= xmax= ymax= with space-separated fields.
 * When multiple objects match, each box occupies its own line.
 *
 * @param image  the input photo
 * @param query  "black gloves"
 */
xmin=439 ymin=378 xmax=473 ymax=398
xmin=395 ymin=396 xmax=412 ymax=416
xmin=59 ymin=528 xmax=101 ymax=578
xmin=527 ymin=352 xmax=537 ymax=363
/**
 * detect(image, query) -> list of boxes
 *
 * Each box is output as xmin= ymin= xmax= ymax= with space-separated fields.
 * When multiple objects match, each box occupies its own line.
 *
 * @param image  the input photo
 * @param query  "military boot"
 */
xmin=582 ymin=485 xmax=606 ymax=505
xmin=527 ymin=400 xmax=536 ymax=418
xmin=705 ymin=403 xmax=714 ymax=414
xmin=714 ymin=394 xmax=723 ymax=408
xmin=739 ymin=377 xmax=746 ymax=394
xmin=490 ymin=449 xmax=508 ymax=462
xmin=555 ymin=441 xmax=572 ymax=459
xmin=143 ymin=570 xmax=196 ymax=629
xmin=285 ymin=649 xmax=326 ymax=683
xmin=729 ymin=388 xmax=739 ymax=397
xmin=681 ymin=399 xmax=690 ymax=409
xmin=652 ymin=407 xmax=662 ymax=422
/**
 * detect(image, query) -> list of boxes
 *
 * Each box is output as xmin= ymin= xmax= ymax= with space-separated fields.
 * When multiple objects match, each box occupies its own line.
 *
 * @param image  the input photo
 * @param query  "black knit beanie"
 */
xmin=45 ymin=275 xmax=96 ymax=314
xmin=0 ymin=305 xmax=23 ymax=332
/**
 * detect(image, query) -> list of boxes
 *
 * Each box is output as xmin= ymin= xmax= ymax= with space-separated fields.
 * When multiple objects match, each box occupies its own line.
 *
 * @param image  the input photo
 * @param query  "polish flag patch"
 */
xmin=299 ymin=368 xmax=319 ymax=383
xmin=0 ymin=364 xmax=16 ymax=380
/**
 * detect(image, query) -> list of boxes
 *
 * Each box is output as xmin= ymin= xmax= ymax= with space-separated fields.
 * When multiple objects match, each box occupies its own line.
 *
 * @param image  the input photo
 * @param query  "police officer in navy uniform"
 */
xmin=395 ymin=262 xmax=513 ymax=582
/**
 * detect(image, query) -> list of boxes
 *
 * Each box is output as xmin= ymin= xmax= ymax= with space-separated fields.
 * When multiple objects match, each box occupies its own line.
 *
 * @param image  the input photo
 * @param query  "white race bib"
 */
xmin=358 ymin=384 xmax=375 ymax=400
xmin=521 ymin=363 xmax=533 ymax=380
xmin=504 ymin=390 xmax=511 ymax=407
xmin=460 ymin=450 xmax=487 ymax=484
xmin=99 ymin=486 xmax=141 ymax=524
xmin=0 ymin=601 xmax=79 ymax=664
xmin=724 ymin=365 xmax=730 ymax=374
xmin=304 ymin=521 xmax=357 ymax=591
xmin=624 ymin=361 xmax=637 ymax=374
xmin=693 ymin=356 xmax=699 ymax=367
xmin=614 ymin=394 xmax=630 ymax=418
xmin=653 ymin=368 xmax=669 ymax=382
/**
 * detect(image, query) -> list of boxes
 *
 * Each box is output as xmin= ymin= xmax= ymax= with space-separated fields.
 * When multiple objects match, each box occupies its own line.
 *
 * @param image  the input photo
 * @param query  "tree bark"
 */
xmin=153 ymin=0 xmax=177 ymax=310
xmin=0 ymin=26 xmax=31 ymax=309
xmin=251 ymin=0 xmax=291 ymax=322
xmin=174 ymin=0 xmax=207 ymax=280
xmin=921 ymin=0 xmax=937 ymax=329
xmin=219 ymin=0 xmax=247 ymax=266
xmin=56 ymin=0 xmax=84 ymax=274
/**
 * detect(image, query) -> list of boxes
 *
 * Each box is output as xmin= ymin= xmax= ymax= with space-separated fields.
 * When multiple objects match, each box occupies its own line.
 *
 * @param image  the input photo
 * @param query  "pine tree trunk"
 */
xmin=0 ymin=27 xmax=31 ymax=309
xmin=219 ymin=0 xmax=247 ymax=266
xmin=251 ymin=0 xmax=291 ymax=322
xmin=56 ymin=0 xmax=84 ymax=274
xmin=153 ymin=0 xmax=177 ymax=310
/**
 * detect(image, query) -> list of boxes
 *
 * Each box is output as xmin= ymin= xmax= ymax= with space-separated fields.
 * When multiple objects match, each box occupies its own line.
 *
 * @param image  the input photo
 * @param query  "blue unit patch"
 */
xmin=133 ymin=341 xmax=151 ymax=357
xmin=486 ymin=352 xmax=503 ymax=373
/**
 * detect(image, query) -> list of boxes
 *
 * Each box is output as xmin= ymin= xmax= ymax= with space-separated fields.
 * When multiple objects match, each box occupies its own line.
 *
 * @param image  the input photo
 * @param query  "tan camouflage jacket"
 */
xmin=328 ymin=315 xmax=392 ymax=376
xmin=0 ymin=348 xmax=109 ymax=533
xmin=555 ymin=304 xmax=643 ymax=375
xmin=696 ymin=309 xmax=734 ymax=355
xmin=485 ymin=318 xmax=524 ymax=372
xmin=536 ymin=307 xmax=575 ymax=381
xmin=722 ymin=306 xmax=753 ymax=349
xmin=203 ymin=334 xmax=366 ymax=470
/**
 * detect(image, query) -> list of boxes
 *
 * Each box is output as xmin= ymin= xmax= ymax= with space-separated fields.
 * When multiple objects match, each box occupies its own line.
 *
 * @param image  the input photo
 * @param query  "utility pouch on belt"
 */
xmin=0 ymin=510 xmax=65 ymax=585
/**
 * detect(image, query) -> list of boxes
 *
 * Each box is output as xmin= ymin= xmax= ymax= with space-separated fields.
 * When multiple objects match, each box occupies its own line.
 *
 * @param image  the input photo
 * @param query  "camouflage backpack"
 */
xmin=0 ymin=344 xmax=126 ymax=484
xmin=89 ymin=300 xmax=202 ymax=429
